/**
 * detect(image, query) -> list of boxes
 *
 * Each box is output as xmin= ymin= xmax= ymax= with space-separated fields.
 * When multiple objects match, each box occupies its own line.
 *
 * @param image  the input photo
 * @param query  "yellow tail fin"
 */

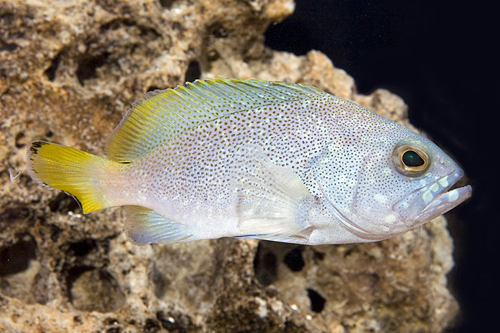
xmin=27 ymin=141 xmax=113 ymax=213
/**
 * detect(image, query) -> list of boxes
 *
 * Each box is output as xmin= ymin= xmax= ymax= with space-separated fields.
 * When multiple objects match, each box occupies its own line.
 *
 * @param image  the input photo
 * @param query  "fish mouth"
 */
xmin=394 ymin=168 xmax=472 ymax=226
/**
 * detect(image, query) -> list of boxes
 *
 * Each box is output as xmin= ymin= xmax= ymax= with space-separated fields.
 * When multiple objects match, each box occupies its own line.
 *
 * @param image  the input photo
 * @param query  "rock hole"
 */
xmin=144 ymin=318 xmax=161 ymax=333
xmin=104 ymin=317 xmax=120 ymax=325
xmin=208 ymin=23 xmax=229 ymax=38
xmin=151 ymin=263 xmax=169 ymax=298
xmin=15 ymin=132 xmax=26 ymax=148
xmin=306 ymin=288 xmax=326 ymax=313
xmin=50 ymin=225 xmax=62 ymax=242
xmin=76 ymin=52 xmax=110 ymax=85
xmin=66 ymin=265 xmax=94 ymax=292
xmin=147 ymin=86 xmax=163 ymax=92
xmin=0 ymin=13 xmax=15 ymax=25
xmin=313 ymin=249 xmax=325 ymax=261
xmin=101 ymin=18 xmax=134 ymax=31
xmin=253 ymin=242 xmax=278 ymax=286
xmin=68 ymin=267 xmax=126 ymax=312
xmin=343 ymin=247 xmax=355 ymax=258
xmin=0 ymin=40 xmax=18 ymax=52
xmin=32 ymin=267 xmax=53 ymax=305
xmin=69 ymin=239 xmax=97 ymax=257
xmin=156 ymin=310 xmax=196 ymax=332
xmin=0 ymin=233 xmax=37 ymax=276
xmin=0 ymin=205 xmax=32 ymax=223
xmin=283 ymin=246 xmax=305 ymax=271
xmin=101 ymin=18 xmax=160 ymax=39
xmin=172 ymin=22 xmax=183 ymax=32
xmin=45 ymin=52 xmax=61 ymax=81
xmin=284 ymin=320 xmax=305 ymax=331
xmin=159 ymin=0 xmax=177 ymax=9
xmin=49 ymin=192 xmax=81 ymax=213
xmin=206 ymin=49 xmax=219 ymax=61
xmin=185 ymin=60 xmax=201 ymax=82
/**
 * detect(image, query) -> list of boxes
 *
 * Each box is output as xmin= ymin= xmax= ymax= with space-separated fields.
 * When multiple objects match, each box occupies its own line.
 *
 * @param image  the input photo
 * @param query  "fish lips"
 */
xmin=394 ymin=168 xmax=472 ymax=226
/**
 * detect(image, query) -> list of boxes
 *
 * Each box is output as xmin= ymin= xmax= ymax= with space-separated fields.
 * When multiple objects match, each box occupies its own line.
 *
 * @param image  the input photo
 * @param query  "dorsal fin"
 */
xmin=105 ymin=78 xmax=326 ymax=162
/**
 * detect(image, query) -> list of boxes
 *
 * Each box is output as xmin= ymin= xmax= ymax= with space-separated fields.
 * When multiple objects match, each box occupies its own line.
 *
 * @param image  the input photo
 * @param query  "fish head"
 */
xmin=313 ymin=129 xmax=472 ymax=241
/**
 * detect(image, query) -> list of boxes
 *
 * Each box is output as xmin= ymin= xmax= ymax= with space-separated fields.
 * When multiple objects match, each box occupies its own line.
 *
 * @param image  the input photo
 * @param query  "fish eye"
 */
xmin=402 ymin=150 xmax=425 ymax=167
xmin=392 ymin=141 xmax=430 ymax=177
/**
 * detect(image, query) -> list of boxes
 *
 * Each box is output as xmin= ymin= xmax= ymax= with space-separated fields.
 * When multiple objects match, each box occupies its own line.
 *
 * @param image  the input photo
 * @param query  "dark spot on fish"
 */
xmin=283 ymin=246 xmax=305 ymax=272
xmin=32 ymin=141 xmax=45 ymax=148
xmin=106 ymin=327 xmax=121 ymax=333
xmin=30 ymin=141 xmax=47 ymax=154
xmin=74 ymin=316 xmax=82 ymax=324
xmin=185 ymin=60 xmax=201 ymax=82
xmin=307 ymin=288 xmax=326 ymax=313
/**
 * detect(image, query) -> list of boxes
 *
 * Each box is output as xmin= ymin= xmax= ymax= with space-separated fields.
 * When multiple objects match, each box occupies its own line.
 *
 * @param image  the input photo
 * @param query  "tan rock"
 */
xmin=0 ymin=0 xmax=457 ymax=331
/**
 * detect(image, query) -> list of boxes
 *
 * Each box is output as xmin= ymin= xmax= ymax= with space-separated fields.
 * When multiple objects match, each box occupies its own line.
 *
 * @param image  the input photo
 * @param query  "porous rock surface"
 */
xmin=0 ymin=0 xmax=458 ymax=332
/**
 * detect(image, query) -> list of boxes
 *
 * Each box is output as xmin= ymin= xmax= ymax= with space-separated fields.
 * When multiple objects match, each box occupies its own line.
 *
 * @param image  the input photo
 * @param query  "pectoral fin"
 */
xmin=231 ymin=145 xmax=314 ymax=241
xmin=125 ymin=206 xmax=192 ymax=244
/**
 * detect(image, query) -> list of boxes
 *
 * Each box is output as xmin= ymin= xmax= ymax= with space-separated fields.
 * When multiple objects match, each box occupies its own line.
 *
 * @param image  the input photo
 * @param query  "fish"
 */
xmin=26 ymin=78 xmax=472 ymax=245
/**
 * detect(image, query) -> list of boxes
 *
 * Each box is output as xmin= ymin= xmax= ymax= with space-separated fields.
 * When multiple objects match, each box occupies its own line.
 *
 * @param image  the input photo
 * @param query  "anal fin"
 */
xmin=125 ymin=206 xmax=192 ymax=244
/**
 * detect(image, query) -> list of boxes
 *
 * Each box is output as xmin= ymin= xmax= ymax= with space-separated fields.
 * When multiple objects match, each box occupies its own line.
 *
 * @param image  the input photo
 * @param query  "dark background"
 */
xmin=265 ymin=0 xmax=496 ymax=331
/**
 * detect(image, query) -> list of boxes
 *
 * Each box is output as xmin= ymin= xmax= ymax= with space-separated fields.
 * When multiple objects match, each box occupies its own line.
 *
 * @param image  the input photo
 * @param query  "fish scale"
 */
xmin=26 ymin=78 xmax=471 ymax=245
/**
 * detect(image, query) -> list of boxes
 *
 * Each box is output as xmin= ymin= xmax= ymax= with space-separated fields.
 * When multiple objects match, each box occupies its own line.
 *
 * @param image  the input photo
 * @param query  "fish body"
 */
xmin=27 ymin=79 xmax=471 ymax=245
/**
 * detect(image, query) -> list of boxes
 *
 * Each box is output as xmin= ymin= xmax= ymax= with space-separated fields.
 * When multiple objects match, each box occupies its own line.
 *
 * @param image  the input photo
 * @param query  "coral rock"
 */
xmin=1 ymin=0 xmax=457 ymax=332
